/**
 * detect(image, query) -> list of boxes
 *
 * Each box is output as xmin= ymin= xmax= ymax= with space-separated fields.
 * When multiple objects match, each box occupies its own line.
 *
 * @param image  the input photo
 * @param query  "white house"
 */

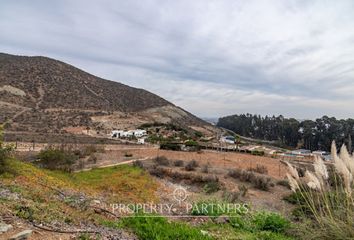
xmin=111 ymin=130 xmax=124 ymax=138
xmin=111 ymin=129 xmax=147 ymax=138
xmin=291 ymin=149 xmax=311 ymax=155
xmin=133 ymin=129 xmax=147 ymax=137
xmin=220 ymin=136 xmax=235 ymax=144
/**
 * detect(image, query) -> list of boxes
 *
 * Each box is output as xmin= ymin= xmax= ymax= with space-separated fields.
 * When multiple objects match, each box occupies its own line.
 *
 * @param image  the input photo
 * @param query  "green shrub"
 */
xmin=277 ymin=179 xmax=291 ymax=189
xmin=154 ymin=156 xmax=170 ymax=166
xmin=160 ymin=142 xmax=181 ymax=151
xmin=252 ymin=212 xmax=290 ymax=233
xmin=173 ymin=160 xmax=184 ymax=167
xmin=119 ymin=215 xmax=212 ymax=240
xmin=195 ymin=131 xmax=203 ymax=138
xmin=203 ymin=181 xmax=220 ymax=194
xmin=255 ymin=231 xmax=293 ymax=240
xmin=251 ymin=150 xmax=265 ymax=156
xmin=253 ymin=176 xmax=272 ymax=191
xmin=37 ymin=147 xmax=79 ymax=172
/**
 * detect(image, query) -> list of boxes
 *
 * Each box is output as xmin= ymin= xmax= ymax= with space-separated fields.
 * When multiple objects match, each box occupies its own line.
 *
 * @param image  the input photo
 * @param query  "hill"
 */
xmin=0 ymin=53 xmax=214 ymax=139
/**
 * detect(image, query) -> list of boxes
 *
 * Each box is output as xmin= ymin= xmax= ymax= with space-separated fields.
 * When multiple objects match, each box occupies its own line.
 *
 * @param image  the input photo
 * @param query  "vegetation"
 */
xmin=228 ymin=169 xmax=273 ymax=191
xmin=218 ymin=114 xmax=354 ymax=151
xmin=277 ymin=179 xmax=291 ymax=189
xmin=286 ymin=142 xmax=354 ymax=239
xmin=185 ymin=140 xmax=201 ymax=150
xmin=37 ymin=147 xmax=79 ymax=172
xmin=0 ymin=159 xmax=158 ymax=228
xmin=153 ymin=156 xmax=170 ymax=166
xmin=247 ymin=164 xmax=268 ymax=174
xmin=108 ymin=214 xmax=212 ymax=240
xmin=160 ymin=142 xmax=181 ymax=151
xmin=0 ymin=125 xmax=13 ymax=174
xmin=132 ymin=160 xmax=144 ymax=168
xmin=251 ymin=150 xmax=265 ymax=156
xmin=203 ymin=181 xmax=220 ymax=194
xmin=201 ymin=164 xmax=209 ymax=173
xmin=173 ymin=160 xmax=184 ymax=167
xmin=190 ymin=203 xmax=292 ymax=239
xmin=185 ymin=160 xmax=199 ymax=171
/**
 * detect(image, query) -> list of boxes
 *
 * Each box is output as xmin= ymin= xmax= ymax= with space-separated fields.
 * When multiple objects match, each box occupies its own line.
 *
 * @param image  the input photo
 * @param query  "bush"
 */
xmin=173 ymin=160 xmax=184 ymax=167
xmin=201 ymin=164 xmax=209 ymax=173
xmin=277 ymin=179 xmax=291 ymax=189
xmin=194 ymin=131 xmax=203 ymax=138
xmin=251 ymin=150 xmax=265 ymax=156
xmin=253 ymin=176 xmax=272 ymax=191
xmin=154 ymin=156 xmax=169 ymax=166
xmin=185 ymin=160 xmax=198 ymax=171
xmin=124 ymin=153 xmax=133 ymax=157
xmin=248 ymin=164 xmax=268 ymax=174
xmin=148 ymin=166 xmax=166 ymax=178
xmin=252 ymin=212 xmax=290 ymax=233
xmin=228 ymin=169 xmax=272 ymax=191
xmin=160 ymin=142 xmax=181 ymax=151
xmin=223 ymin=191 xmax=241 ymax=203
xmin=82 ymin=145 xmax=102 ymax=156
xmin=285 ymin=143 xmax=354 ymax=239
xmin=37 ymin=147 xmax=79 ymax=172
xmin=87 ymin=154 xmax=97 ymax=164
xmin=228 ymin=169 xmax=242 ymax=179
xmin=133 ymin=160 xmax=144 ymax=169
xmin=203 ymin=181 xmax=220 ymax=194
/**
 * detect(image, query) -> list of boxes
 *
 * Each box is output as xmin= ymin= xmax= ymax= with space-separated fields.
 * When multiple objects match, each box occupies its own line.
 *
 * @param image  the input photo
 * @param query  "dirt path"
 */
xmin=75 ymin=157 xmax=150 ymax=172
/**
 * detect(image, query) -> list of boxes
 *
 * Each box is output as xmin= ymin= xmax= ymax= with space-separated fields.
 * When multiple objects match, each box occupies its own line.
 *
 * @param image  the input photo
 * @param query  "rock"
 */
xmin=214 ymin=215 xmax=229 ymax=224
xmin=0 ymin=188 xmax=20 ymax=201
xmin=0 ymin=222 xmax=13 ymax=233
xmin=92 ymin=199 xmax=101 ymax=205
xmin=9 ymin=229 xmax=33 ymax=240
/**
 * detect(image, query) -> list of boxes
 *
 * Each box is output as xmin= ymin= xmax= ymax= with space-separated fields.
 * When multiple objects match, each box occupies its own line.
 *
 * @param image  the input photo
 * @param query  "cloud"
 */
xmin=1 ymin=0 xmax=354 ymax=119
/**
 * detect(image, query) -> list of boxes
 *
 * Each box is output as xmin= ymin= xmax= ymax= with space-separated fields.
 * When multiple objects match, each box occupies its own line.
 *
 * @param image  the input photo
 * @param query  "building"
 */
xmin=291 ymin=149 xmax=311 ymax=155
xmin=220 ymin=136 xmax=235 ymax=144
xmin=111 ymin=129 xmax=147 ymax=138
xmin=312 ymin=150 xmax=331 ymax=161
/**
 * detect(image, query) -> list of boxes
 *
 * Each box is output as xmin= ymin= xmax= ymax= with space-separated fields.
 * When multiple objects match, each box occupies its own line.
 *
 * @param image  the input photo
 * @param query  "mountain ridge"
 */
xmin=0 ymin=52 xmax=213 ymax=136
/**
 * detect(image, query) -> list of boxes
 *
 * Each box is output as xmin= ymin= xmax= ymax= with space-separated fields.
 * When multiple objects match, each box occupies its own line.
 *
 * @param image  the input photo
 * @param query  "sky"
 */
xmin=1 ymin=0 xmax=354 ymax=119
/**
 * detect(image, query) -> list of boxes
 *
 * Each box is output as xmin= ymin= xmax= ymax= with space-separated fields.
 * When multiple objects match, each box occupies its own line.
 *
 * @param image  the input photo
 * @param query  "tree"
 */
xmin=217 ymin=114 xmax=354 ymax=151
xmin=348 ymin=134 xmax=352 ymax=154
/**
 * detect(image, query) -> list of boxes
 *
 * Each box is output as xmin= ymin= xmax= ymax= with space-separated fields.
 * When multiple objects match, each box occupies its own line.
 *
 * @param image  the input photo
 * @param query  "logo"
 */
xmin=173 ymin=186 xmax=188 ymax=203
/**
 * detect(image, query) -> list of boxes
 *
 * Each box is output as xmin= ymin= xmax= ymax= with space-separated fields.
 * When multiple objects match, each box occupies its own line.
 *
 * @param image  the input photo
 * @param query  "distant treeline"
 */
xmin=217 ymin=114 xmax=354 ymax=151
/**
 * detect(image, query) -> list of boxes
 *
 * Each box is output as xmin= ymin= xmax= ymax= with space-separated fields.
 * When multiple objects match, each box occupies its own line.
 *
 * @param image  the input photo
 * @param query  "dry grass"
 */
xmin=286 ymin=141 xmax=354 ymax=239
xmin=0 ymin=158 xmax=158 ymax=225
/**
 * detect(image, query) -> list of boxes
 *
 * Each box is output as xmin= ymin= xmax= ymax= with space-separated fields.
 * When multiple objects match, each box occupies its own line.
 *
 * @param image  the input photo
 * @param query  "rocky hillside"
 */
xmin=0 ymin=53 xmax=213 ymax=137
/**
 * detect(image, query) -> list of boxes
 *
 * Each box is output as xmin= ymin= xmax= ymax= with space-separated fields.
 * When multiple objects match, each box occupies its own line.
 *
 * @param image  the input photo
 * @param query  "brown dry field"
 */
xmin=12 ymin=141 xmax=289 ymax=180
xmin=109 ymin=148 xmax=288 ymax=180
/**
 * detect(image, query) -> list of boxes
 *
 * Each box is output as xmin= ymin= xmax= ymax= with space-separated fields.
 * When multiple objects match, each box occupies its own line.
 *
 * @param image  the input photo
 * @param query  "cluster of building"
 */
xmin=288 ymin=149 xmax=331 ymax=160
xmin=111 ymin=129 xmax=147 ymax=143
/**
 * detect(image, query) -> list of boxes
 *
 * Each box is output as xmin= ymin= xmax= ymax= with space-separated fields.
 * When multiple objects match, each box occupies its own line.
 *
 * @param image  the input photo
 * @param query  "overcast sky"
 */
xmin=1 ymin=0 xmax=354 ymax=119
